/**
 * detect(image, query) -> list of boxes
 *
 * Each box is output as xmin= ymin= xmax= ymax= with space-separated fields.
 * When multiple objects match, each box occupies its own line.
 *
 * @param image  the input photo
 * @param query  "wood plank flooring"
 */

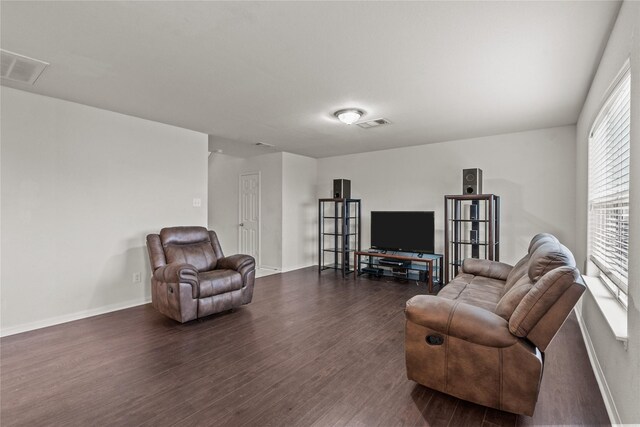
xmin=1 ymin=267 xmax=609 ymax=426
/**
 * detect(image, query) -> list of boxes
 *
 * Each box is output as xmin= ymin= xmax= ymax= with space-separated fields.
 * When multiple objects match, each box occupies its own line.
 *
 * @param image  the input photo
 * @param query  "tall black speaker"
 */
xmin=463 ymin=168 xmax=483 ymax=195
xmin=333 ymin=179 xmax=351 ymax=199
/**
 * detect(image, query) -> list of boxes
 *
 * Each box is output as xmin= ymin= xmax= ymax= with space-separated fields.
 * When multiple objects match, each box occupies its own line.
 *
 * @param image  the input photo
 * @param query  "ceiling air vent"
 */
xmin=356 ymin=118 xmax=391 ymax=129
xmin=1 ymin=49 xmax=49 ymax=85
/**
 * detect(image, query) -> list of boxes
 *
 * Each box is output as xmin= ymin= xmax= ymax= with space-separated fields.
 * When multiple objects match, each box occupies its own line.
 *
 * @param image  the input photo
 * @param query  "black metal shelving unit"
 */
xmin=444 ymin=194 xmax=500 ymax=284
xmin=318 ymin=198 xmax=361 ymax=277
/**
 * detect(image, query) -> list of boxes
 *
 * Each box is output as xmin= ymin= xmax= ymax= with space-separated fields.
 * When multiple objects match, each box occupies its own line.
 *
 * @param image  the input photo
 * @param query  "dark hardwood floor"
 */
xmin=1 ymin=267 xmax=609 ymax=426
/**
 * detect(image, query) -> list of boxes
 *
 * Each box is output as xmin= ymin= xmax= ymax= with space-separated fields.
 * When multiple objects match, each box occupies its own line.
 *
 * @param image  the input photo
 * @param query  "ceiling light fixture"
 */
xmin=334 ymin=108 xmax=365 ymax=125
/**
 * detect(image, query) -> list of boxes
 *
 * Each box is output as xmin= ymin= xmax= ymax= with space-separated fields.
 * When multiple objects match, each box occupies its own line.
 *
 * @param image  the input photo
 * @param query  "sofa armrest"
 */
xmin=153 ymin=263 xmax=199 ymax=298
xmin=405 ymin=295 xmax=517 ymax=348
xmin=218 ymin=254 xmax=255 ymax=272
xmin=461 ymin=258 xmax=513 ymax=281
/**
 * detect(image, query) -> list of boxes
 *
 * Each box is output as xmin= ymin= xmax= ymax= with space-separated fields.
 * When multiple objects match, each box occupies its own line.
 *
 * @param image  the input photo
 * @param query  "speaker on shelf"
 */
xmin=469 ymin=203 xmax=479 ymax=220
xmin=333 ymin=179 xmax=351 ymax=199
xmin=463 ymin=168 xmax=483 ymax=195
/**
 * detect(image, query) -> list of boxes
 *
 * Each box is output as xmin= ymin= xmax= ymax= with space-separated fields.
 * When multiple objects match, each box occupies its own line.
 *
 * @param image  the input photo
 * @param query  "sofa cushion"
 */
xmin=437 ymin=273 xmax=505 ymax=312
xmin=503 ymin=255 xmax=530 ymax=294
xmin=528 ymin=241 xmax=575 ymax=282
xmin=495 ymin=236 xmax=574 ymax=320
xmin=455 ymin=291 xmax=502 ymax=312
xmin=510 ymin=267 xmax=580 ymax=338
xmin=198 ymin=269 xmax=243 ymax=298
xmin=494 ymin=275 xmax=534 ymax=320
xmin=528 ymin=233 xmax=559 ymax=253
xmin=503 ymin=234 xmax=559 ymax=294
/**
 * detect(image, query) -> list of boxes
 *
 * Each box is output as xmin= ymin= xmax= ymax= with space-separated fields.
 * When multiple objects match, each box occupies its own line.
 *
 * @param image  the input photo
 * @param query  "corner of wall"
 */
xmin=281 ymin=152 xmax=319 ymax=272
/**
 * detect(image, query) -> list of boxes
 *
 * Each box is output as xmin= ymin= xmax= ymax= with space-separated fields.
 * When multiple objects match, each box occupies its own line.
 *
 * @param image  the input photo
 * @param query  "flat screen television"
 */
xmin=371 ymin=211 xmax=435 ymax=254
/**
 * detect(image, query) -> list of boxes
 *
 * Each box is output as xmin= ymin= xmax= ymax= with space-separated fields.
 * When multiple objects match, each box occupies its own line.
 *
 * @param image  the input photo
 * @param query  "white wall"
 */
xmin=208 ymin=151 xmax=283 ymax=270
xmin=208 ymin=150 xmax=318 ymax=272
xmin=282 ymin=152 xmax=317 ymax=272
xmin=1 ymin=87 xmax=208 ymax=336
xmin=245 ymin=152 xmax=283 ymax=270
xmin=207 ymin=152 xmax=243 ymax=254
xmin=317 ymin=126 xmax=577 ymax=266
xmin=575 ymin=1 xmax=640 ymax=423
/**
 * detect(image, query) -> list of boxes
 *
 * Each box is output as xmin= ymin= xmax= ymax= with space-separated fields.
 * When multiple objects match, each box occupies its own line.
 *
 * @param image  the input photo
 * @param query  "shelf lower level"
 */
xmin=359 ymin=260 xmax=432 ymax=272
xmin=360 ymin=269 xmax=440 ymax=284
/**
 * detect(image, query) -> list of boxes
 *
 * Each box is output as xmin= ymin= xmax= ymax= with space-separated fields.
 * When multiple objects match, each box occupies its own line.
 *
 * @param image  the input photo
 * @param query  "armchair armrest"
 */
xmin=218 ymin=254 xmax=255 ymax=288
xmin=461 ymin=258 xmax=513 ymax=281
xmin=153 ymin=263 xmax=199 ymax=298
xmin=405 ymin=295 xmax=517 ymax=348
xmin=218 ymin=254 xmax=255 ymax=272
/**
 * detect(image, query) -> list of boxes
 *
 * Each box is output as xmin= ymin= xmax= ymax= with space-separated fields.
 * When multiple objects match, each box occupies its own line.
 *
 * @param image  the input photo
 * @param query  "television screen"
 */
xmin=371 ymin=211 xmax=435 ymax=253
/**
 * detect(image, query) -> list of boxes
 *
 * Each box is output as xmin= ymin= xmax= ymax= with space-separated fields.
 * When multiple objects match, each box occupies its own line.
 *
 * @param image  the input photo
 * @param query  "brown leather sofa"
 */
xmin=404 ymin=233 xmax=585 ymax=416
xmin=146 ymin=226 xmax=255 ymax=323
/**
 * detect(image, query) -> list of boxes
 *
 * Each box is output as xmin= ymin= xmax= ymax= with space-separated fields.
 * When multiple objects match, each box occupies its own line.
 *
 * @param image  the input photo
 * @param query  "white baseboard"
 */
xmin=575 ymin=309 xmax=622 ymax=425
xmin=0 ymin=297 xmax=151 ymax=337
xmin=280 ymin=263 xmax=315 ymax=273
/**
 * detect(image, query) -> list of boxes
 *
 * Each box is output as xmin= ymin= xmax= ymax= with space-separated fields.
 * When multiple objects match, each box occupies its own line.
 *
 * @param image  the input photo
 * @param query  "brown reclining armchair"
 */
xmin=146 ymin=226 xmax=255 ymax=323
xmin=405 ymin=234 xmax=586 ymax=416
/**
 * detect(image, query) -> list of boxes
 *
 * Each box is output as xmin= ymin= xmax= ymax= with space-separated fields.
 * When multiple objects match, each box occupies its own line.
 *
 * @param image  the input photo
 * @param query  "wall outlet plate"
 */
xmin=132 ymin=272 xmax=142 ymax=283
xmin=193 ymin=198 xmax=202 ymax=207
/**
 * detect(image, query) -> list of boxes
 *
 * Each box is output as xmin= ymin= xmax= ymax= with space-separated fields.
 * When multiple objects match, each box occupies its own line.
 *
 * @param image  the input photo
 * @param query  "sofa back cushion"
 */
xmin=509 ymin=266 xmax=585 ymax=351
xmin=495 ymin=274 xmax=533 ymax=320
xmin=502 ymin=233 xmax=556 ymax=294
xmin=528 ymin=233 xmax=559 ymax=253
xmin=160 ymin=226 xmax=218 ymax=272
xmin=503 ymin=255 xmax=530 ymax=294
xmin=495 ymin=234 xmax=572 ymax=321
xmin=527 ymin=241 xmax=575 ymax=282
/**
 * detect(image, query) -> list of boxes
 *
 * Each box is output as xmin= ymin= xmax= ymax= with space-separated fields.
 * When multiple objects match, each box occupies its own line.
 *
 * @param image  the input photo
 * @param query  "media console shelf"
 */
xmin=354 ymin=250 xmax=443 ymax=293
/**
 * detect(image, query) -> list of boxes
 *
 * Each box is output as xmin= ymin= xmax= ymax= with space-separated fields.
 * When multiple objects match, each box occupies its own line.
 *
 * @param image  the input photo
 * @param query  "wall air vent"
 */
xmin=356 ymin=118 xmax=391 ymax=129
xmin=1 ymin=49 xmax=49 ymax=85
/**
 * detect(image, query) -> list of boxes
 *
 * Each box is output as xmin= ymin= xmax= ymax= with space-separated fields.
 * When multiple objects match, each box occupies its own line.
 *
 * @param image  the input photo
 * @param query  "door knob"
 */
xmin=239 ymin=223 xmax=244 ymax=226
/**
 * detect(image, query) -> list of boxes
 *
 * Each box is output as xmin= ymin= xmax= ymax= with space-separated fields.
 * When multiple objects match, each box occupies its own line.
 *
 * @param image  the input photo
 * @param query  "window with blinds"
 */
xmin=588 ymin=70 xmax=630 ymax=308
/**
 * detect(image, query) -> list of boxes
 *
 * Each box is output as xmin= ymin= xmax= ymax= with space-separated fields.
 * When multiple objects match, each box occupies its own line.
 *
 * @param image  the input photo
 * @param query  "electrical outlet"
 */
xmin=132 ymin=272 xmax=142 ymax=283
xmin=193 ymin=198 xmax=202 ymax=207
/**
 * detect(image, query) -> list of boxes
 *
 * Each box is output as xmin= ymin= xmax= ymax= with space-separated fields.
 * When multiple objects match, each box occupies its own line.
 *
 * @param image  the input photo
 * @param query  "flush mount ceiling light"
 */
xmin=334 ymin=109 xmax=365 ymax=125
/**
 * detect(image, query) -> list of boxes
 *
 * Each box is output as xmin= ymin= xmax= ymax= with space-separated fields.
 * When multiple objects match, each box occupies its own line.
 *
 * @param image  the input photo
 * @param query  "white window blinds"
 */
xmin=588 ymin=71 xmax=631 ymax=307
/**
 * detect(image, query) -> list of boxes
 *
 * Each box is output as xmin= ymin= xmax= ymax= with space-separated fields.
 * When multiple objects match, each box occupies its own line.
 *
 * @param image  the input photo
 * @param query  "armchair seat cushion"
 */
xmin=198 ymin=269 xmax=243 ymax=298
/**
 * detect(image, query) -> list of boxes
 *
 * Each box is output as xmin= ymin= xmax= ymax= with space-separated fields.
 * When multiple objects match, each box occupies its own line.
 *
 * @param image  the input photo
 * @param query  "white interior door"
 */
xmin=239 ymin=172 xmax=260 ymax=265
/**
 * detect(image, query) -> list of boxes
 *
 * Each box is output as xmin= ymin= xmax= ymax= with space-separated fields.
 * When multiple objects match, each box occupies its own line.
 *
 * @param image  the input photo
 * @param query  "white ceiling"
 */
xmin=1 ymin=1 xmax=620 ymax=158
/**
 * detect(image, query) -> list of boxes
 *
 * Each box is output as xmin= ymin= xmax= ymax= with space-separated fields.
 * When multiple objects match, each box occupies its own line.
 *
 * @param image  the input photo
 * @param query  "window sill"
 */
xmin=582 ymin=275 xmax=628 ymax=343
